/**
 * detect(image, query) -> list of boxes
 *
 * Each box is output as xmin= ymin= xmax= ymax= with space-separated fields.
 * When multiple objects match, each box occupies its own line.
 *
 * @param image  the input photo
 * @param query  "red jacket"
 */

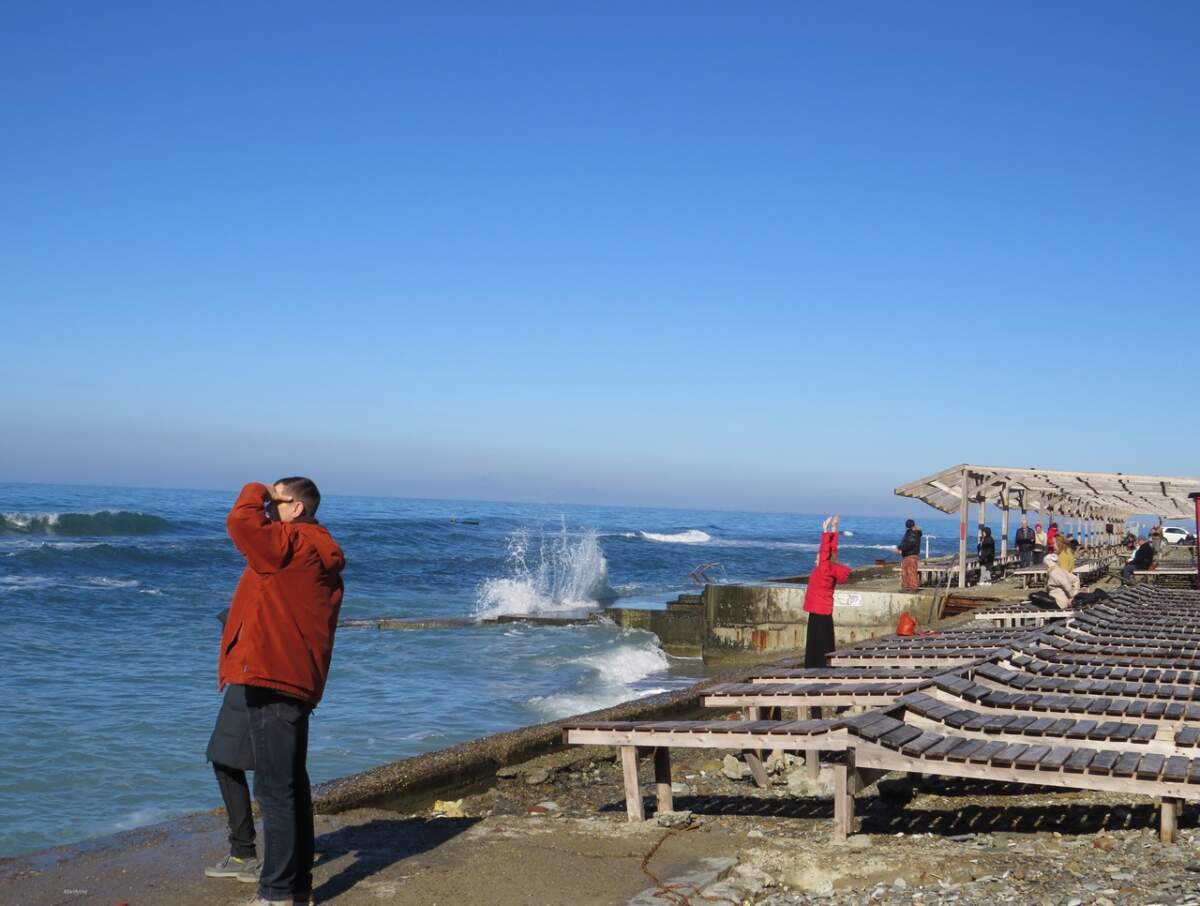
xmin=803 ymin=531 xmax=852 ymax=616
xmin=218 ymin=483 xmax=346 ymax=705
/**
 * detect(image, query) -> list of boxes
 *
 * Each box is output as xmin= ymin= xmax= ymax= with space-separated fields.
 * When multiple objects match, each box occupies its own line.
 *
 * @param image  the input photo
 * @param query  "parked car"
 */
xmin=1162 ymin=526 xmax=1196 ymax=545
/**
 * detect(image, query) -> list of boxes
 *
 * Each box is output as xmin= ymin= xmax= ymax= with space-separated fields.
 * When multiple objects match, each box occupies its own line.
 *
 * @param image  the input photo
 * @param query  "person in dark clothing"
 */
xmin=977 ymin=526 xmax=996 ymax=584
xmin=896 ymin=519 xmax=922 ymax=592
xmin=1014 ymin=517 xmax=1036 ymax=568
xmin=205 ymin=680 xmax=259 ymax=882
xmin=1122 ymin=537 xmax=1155 ymax=581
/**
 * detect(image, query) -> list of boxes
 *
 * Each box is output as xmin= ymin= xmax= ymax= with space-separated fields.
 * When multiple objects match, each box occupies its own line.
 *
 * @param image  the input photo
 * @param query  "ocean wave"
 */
xmin=0 ymin=511 xmax=172 ymax=536
xmin=0 ymin=574 xmax=145 ymax=593
xmin=527 ymin=635 xmax=671 ymax=719
xmin=636 ymin=530 xmax=712 ymax=544
xmin=475 ymin=522 xmax=613 ymax=619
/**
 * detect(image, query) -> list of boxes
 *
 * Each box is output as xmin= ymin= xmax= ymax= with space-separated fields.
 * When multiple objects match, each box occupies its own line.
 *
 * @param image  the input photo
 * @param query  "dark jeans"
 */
xmin=1121 ymin=562 xmax=1137 ymax=582
xmin=805 ymin=613 xmax=835 ymax=668
xmin=246 ymin=686 xmax=314 ymax=900
xmin=214 ymin=763 xmax=256 ymax=858
xmin=1018 ymin=547 xmax=1033 ymax=568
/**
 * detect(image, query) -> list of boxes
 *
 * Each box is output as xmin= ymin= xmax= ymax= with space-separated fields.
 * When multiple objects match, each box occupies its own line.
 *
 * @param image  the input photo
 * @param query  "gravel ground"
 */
xmin=453 ymin=744 xmax=1200 ymax=906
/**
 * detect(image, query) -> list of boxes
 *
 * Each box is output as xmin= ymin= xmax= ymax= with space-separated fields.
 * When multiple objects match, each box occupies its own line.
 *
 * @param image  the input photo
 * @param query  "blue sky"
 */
xmin=2 ymin=2 xmax=1197 ymax=513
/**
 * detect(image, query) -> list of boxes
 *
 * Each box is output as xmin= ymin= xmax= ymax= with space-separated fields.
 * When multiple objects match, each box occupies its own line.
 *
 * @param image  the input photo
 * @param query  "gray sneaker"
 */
xmin=205 ymin=854 xmax=260 ymax=879
xmin=235 ymin=857 xmax=264 ymax=883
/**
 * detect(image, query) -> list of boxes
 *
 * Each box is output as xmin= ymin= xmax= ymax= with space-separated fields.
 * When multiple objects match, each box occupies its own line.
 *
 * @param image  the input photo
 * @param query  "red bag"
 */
xmin=896 ymin=612 xmax=917 ymax=636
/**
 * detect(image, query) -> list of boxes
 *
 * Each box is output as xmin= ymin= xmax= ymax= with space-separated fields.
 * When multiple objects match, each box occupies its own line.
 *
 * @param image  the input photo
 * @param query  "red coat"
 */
xmin=1046 ymin=526 xmax=1058 ymax=552
xmin=803 ymin=531 xmax=852 ymax=616
xmin=218 ymin=483 xmax=346 ymax=705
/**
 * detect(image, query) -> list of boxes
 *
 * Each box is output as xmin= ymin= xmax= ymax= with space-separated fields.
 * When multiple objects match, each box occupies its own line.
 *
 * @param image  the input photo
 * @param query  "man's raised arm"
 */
xmin=226 ymin=482 xmax=290 ymax=573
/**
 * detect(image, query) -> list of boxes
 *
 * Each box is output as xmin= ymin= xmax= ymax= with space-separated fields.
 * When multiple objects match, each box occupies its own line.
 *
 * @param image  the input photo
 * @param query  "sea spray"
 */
xmin=475 ymin=520 xmax=613 ymax=618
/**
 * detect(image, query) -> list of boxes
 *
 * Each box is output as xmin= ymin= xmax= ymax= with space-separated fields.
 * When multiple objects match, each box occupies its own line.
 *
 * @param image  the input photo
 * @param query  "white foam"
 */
xmin=527 ymin=635 xmax=670 ymax=719
xmin=475 ymin=522 xmax=612 ymax=619
xmin=576 ymin=639 xmax=670 ymax=686
xmin=637 ymin=530 xmax=712 ymax=544
xmin=89 ymin=577 xmax=140 ymax=588
xmin=0 ymin=575 xmax=57 ymax=592
xmin=112 ymin=807 xmax=172 ymax=832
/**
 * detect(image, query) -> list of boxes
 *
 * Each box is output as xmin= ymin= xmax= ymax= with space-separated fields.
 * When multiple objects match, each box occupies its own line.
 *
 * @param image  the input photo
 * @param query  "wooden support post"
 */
xmin=959 ymin=469 xmax=969 ymax=588
xmin=742 ymin=706 xmax=770 ymax=788
xmin=1001 ymin=499 xmax=1009 ymax=560
xmin=620 ymin=746 xmax=644 ymax=822
xmin=653 ymin=746 xmax=673 ymax=814
xmin=1161 ymin=797 xmax=1180 ymax=844
xmin=807 ymin=705 xmax=821 ymax=779
xmin=833 ymin=756 xmax=855 ymax=841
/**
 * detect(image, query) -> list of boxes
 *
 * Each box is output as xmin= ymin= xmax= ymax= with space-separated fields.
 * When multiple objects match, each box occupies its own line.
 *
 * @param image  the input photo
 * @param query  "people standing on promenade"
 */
xmin=1046 ymin=522 xmax=1059 ymax=558
xmin=1122 ymin=536 xmax=1155 ymax=582
xmin=977 ymin=526 xmax=995 ymax=585
xmin=896 ymin=518 xmax=922 ymax=592
xmin=205 ymin=617 xmax=260 ymax=884
xmin=1015 ymin=517 xmax=1036 ymax=568
xmin=804 ymin=515 xmax=852 ymax=667
xmin=217 ymin=479 xmax=345 ymax=906
xmin=1045 ymin=553 xmax=1080 ymax=609
xmin=1055 ymin=534 xmax=1075 ymax=573
xmin=1034 ymin=523 xmax=1048 ymax=564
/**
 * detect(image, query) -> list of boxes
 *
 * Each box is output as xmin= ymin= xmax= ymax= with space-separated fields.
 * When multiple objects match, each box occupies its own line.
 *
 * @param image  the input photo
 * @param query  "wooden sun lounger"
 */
xmin=974 ymin=605 xmax=1073 ymax=627
xmin=833 ymin=719 xmax=1199 ymax=843
xmin=565 ymin=585 xmax=1200 ymax=841
xmin=562 ymin=718 xmax=849 ymax=819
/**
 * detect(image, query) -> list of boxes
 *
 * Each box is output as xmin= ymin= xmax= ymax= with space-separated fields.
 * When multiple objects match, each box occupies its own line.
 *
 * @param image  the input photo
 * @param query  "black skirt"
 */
xmin=805 ymin=613 xmax=836 ymax=668
xmin=206 ymin=683 xmax=255 ymax=771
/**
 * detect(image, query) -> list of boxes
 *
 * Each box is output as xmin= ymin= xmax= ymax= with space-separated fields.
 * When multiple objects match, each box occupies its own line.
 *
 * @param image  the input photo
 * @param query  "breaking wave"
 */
xmin=635 ymin=530 xmax=712 ymax=544
xmin=475 ymin=521 xmax=613 ymax=619
xmin=0 ymin=511 xmax=172 ymax=536
xmin=527 ymin=634 xmax=671 ymax=719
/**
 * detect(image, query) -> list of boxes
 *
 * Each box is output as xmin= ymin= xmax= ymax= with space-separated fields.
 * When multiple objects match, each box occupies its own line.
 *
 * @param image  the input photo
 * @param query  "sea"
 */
xmin=0 ymin=482 xmax=966 ymax=858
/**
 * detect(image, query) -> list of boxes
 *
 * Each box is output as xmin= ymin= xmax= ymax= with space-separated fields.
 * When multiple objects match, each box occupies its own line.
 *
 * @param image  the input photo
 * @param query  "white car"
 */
xmin=1162 ymin=526 xmax=1195 ymax=545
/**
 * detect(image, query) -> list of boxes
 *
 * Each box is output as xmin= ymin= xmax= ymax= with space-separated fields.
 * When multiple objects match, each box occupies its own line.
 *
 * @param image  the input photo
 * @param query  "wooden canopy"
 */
xmin=896 ymin=464 xmax=1200 ymax=521
xmin=895 ymin=464 xmax=1200 ymax=588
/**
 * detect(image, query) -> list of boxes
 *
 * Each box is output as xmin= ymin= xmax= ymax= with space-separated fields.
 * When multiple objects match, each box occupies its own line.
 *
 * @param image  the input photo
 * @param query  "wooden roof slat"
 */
xmin=896 ymin=464 xmax=1200 ymax=519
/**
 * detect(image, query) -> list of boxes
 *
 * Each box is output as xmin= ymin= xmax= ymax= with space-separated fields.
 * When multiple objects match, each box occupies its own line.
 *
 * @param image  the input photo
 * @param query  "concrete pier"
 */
xmin=610 ymin=584 xmax=936 ymax=664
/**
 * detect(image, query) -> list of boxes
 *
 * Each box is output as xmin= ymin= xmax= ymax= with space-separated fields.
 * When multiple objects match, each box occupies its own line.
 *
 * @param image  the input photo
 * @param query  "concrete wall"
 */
xmin=702 ymin=584 xmax=938 ymax=664
xmin=607 ymin=604 xmax=703 ymax=657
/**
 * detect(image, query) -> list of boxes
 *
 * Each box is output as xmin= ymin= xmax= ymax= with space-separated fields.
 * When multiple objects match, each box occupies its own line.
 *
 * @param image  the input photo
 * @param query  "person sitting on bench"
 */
xmin=1122 ymin=537 xmax=1155 ymax=582
xmin=1045 ymin=553 xmax=1080 ymax=609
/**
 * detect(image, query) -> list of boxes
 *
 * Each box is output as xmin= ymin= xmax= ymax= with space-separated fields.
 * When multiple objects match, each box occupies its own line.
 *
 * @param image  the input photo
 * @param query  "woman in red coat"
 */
xmin=804 ymin=515 xmax=853 ymax=667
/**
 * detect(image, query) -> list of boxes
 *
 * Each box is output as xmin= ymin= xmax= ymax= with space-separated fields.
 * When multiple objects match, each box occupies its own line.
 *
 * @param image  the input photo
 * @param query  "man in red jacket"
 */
xmin=219 ymin=478 xmax=345 ymax=906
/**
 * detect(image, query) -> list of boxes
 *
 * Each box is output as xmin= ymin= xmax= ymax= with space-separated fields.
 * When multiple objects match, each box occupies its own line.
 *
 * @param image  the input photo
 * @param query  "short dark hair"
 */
xmin=275 ymin=476 xmax=321 ymax=517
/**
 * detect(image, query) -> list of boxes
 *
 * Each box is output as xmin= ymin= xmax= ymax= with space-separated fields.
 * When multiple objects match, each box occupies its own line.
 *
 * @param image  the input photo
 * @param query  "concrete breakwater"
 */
xmin=610 ymin=583 xmax=938 ymax=663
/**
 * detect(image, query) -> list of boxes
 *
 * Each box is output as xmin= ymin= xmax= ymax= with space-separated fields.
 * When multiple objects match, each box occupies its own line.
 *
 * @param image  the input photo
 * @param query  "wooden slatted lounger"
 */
xmin=562 ymin=718 xmax=849 ymax=821
xmin=834 ymin=713 xmax=1200 ymax=843
xmin=975 ymin=605 xmax=1073 ymax=627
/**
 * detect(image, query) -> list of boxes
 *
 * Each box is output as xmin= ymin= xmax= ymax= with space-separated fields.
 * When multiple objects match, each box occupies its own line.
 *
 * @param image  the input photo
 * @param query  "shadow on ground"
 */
xmin=595 ymin=780 xmax=1199 ymax=838
xmin=313 ymin=816 xmax=479 ymax=901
